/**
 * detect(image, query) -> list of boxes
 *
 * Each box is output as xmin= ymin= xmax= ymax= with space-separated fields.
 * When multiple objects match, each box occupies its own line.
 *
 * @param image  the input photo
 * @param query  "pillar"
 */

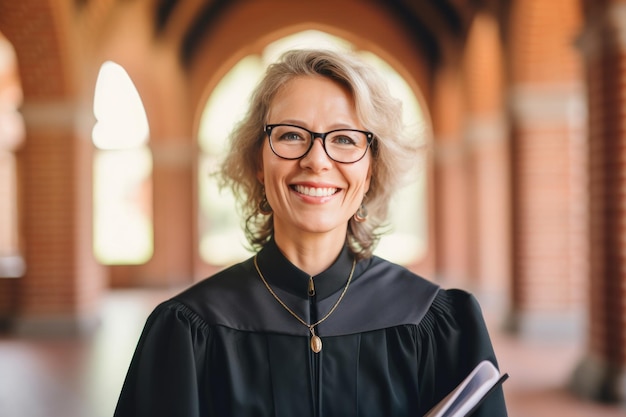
xmin=461 ymin=12 xmax=511 ymax=312
xmin=570 ymin=0 xmax=626 ymax=404
xmin=432 ymin=64 xmax=473 ymax=287
xmin=506 ymin=0 xmax=586 ymax=338
xmin=14 ymin=101 xmax=105 ymax=334
xmin=0 ymin=1 xmax=106 ymax=335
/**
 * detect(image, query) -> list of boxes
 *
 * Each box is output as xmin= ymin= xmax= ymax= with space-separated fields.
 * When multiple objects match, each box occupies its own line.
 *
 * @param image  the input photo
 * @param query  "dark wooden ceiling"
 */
xmin=146 ymin=0 xmax=510 ymax=69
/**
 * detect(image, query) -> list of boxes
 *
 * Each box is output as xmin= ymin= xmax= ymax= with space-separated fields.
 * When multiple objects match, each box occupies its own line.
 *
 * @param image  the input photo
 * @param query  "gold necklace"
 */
xmin=253 ymin=254 xmax=356 ymax=353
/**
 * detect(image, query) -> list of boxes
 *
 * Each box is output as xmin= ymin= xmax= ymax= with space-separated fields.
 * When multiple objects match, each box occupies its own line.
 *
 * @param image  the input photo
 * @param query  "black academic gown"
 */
xmin=114 ymin=240 xmax=508 ymax=417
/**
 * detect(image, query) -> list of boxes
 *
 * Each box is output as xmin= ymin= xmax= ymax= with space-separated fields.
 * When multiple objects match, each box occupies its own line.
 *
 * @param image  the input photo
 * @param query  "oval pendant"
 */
xmin=310 ymin=335 xmax=322 ymax=353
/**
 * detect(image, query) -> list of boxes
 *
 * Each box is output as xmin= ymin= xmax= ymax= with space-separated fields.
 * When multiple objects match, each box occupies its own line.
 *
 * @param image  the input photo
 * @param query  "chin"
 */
xmin=296 ymin=219 xmax=348 ymax=235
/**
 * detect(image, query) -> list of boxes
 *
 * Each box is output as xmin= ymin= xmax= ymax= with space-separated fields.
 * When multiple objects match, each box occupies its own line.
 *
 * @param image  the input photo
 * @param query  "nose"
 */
xmin=300 ymin=137 xmax=333 ymax=171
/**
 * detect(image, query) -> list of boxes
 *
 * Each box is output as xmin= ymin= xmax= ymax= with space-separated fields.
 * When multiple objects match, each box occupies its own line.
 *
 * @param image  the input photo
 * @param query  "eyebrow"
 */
xmin=272 ymin=120 xmax=362 ymax=131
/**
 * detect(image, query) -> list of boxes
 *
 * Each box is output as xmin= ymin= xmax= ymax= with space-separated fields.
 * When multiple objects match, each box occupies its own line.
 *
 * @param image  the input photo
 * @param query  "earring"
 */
xmin=353 ymin=202 xmax=368 ymax=223
xmin=258 ymin=190 xmax=272 ymax=215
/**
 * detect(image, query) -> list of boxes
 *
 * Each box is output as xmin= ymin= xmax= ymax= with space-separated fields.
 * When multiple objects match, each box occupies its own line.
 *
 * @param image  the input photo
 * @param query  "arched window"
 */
xmin=198 ymin=30 xmax=427 ymax=266
xmin=198 ymin=55 xmax=265 ymax=265
xmin=0 ymin=32 xmax=25 ymax=278
xmin=92 ymin=61 xmax=153 ymax=265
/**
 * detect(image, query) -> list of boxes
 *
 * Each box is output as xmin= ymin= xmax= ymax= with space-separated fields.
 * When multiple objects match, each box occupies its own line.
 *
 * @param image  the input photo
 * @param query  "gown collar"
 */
xmin=255 ymin=238 xmax=355 ymax=301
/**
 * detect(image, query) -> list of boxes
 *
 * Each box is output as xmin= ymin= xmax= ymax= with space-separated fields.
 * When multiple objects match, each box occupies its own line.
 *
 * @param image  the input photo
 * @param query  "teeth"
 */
xmin=294 ymin=185 xmax=337 ymax=197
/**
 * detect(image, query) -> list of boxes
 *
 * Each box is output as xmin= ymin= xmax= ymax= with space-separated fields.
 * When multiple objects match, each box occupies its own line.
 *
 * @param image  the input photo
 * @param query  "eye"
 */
xmin=273 ymin=126 xmax=308 ymax=143
xmin=281 ymin=131 xmax=305 ymax=141
xmin=329 ymin=131 xmax=360 ymax=146
xmin=336 ymin=136 xmax=355 ymax=145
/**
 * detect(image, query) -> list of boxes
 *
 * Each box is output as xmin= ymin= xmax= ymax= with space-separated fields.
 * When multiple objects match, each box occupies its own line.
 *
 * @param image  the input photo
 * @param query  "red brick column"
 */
xmin=505 ymin=0 xmax=586 ymax=338
xmin=0 ymin=1 xmax=105 ymax=334
xmin=14 ymin=102 xmax=105 ymax=334
xmin=432 ymin=65 xmax=473 ymax=287
xmin=570 ymin=1 xmax=626 ymax=403
xmin=461 ymin=13 xmax=511 ymax=311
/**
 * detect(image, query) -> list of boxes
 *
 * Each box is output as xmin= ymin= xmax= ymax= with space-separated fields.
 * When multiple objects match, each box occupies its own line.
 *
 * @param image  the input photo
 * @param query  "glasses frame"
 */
xmin=264 ymin=123 xmax=374 ymax=164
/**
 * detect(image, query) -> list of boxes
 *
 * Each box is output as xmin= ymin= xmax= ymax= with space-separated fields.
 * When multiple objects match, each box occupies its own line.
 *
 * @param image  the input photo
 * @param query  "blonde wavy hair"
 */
xmin=218 ymin=48 xmax=423 ymax=259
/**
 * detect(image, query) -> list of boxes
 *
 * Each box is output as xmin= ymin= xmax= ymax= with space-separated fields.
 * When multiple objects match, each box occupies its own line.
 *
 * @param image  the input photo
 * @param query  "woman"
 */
xmin=114 ymin=49 xmax=508 ymax=416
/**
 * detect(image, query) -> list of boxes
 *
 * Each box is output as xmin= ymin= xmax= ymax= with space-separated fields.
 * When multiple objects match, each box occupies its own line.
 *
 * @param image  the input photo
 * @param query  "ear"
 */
xmin=256 ymin=154 xmax=264 ymax=185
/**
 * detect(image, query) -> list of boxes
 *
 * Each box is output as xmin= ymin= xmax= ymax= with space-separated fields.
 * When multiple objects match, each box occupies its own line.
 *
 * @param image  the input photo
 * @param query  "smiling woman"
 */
xmin=114 ymin=48 xmax=507 ymax=417
xmin=198 ymin=30 xmax=427 ymax=268
xmin=257 ymin=74 xmax=373 ymax=270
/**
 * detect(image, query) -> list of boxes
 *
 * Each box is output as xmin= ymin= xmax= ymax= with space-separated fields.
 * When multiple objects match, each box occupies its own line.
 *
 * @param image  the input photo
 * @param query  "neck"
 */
xmin=273 ymin=230 xmax=346 ymax=276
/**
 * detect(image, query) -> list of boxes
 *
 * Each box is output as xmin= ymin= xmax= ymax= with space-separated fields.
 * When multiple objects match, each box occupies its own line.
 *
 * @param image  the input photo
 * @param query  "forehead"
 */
xmin=267 ymin=75 xmax=357 ymax=123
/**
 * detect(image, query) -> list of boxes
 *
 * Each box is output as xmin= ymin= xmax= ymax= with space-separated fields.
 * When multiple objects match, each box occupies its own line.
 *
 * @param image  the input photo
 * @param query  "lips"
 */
xmin=293 ymin=184 xmax=339 ymax=197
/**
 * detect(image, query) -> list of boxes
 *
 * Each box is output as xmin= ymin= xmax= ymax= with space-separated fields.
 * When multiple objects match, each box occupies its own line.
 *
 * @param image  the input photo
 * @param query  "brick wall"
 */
xmin=506 ymin=0 xmax=586 ymax=337
xmin=584 ymin=0 xmax=626 ymax=367
xmin=0 ymin=1 xmax=105 ymax=333
xmin=462 ymin=13 xmax=511 ymax=309
xmin=432 ymin=64 xmax=472 ymax=286
xmin=570 ymin=1 xmax=626 ymax=403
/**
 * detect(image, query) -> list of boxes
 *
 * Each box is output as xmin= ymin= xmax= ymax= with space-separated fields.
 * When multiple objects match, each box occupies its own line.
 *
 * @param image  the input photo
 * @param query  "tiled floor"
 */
xmin=492 ymin=328 xmax=626 ymax=417
xmin=1 ymin=288 xmax=625 ymax=417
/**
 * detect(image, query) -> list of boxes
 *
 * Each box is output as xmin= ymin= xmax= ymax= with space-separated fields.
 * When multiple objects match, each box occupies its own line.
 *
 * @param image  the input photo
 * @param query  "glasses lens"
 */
xmin=269 ymin=125 xmax=311 ymax=159
xmin=268 ymin=125 xmax=370 ymax=163
xmin=325 ymin=130 xmax=369 ymax=163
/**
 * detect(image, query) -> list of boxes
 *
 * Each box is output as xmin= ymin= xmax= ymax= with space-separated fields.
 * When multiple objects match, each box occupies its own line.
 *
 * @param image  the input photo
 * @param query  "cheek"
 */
xmin=364 ymin=165 xmax=372 ymax=193
xmin=353 ymin=161 xmax=372 ymax=194
xmin=259 ymin=148 xmax=292 ymax=201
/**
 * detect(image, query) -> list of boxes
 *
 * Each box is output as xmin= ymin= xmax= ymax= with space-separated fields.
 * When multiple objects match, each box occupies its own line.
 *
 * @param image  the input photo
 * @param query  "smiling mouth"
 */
xmin=292 ymin=185 xmax=339 ymax=197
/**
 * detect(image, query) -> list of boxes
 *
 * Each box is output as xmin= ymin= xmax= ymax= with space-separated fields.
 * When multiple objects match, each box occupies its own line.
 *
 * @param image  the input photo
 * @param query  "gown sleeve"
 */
xmin=416 ymin=289 xmax=508 ymax=416
xmin=113 ymin=299 xmax=211 ymax=417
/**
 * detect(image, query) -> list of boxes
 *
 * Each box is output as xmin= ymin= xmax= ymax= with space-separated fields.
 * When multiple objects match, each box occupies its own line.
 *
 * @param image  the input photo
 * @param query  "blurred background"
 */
xmin=0 ymin=0 xmax=626 ymax=416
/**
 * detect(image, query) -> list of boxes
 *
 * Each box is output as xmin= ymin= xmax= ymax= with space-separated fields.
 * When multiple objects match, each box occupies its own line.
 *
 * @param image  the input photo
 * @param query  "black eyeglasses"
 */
xmin=264 ymin=123 xmax=373 ymax=164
